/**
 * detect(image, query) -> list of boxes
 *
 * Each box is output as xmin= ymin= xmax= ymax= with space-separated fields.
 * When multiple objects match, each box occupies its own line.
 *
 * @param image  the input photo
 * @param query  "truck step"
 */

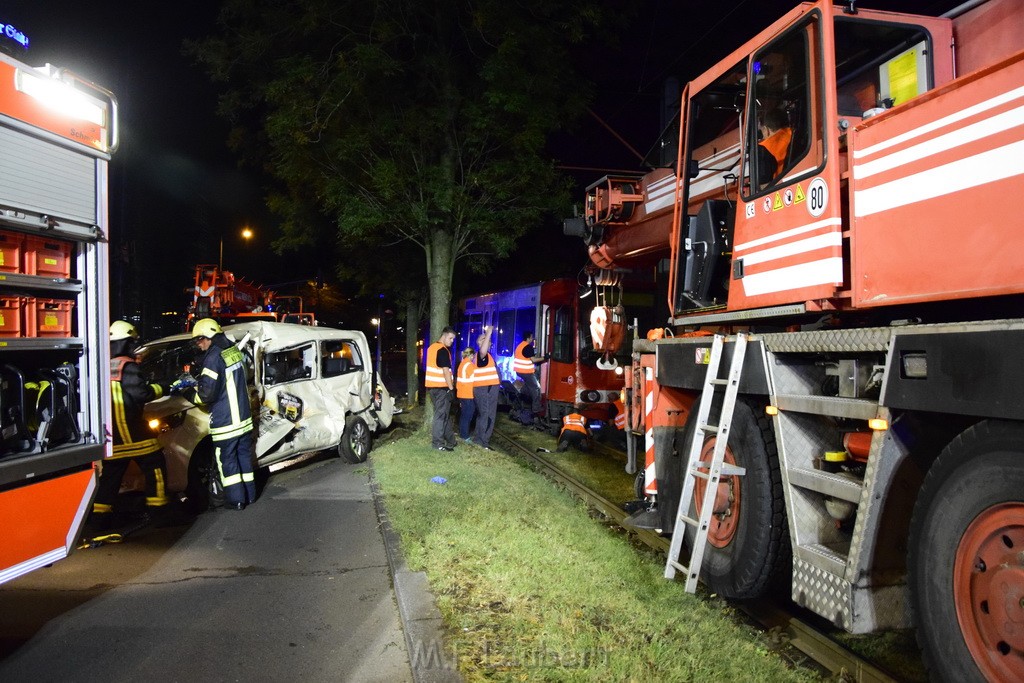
xmin=787 ymin=467 xmax=862 ymax=503
xmin=774 ymin=394 xmax=878 ymax=420
xmin=796 ymin=542 xmax=849 ymax=576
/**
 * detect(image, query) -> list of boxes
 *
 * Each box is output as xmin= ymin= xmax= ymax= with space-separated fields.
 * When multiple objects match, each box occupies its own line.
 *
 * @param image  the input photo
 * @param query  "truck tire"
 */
xmin=908 ymin=420 xmax=1024 ymax=683
xmin=665 ymin=396 xmax=788 ymax=600
xmin=338 ymin=415 xmax=371 ymax=463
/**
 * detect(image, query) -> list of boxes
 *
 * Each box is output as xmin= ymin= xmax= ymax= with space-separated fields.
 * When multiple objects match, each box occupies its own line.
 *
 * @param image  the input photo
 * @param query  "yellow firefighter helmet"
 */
xmin=109 ymin=320 xmax=139 ymax=341
xmin=191 ymin=318 xmax=222 ymax=339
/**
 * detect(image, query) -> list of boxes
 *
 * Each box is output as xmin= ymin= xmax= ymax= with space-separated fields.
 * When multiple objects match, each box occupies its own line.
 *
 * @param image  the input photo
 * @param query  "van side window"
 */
xmin=322 ymin=340 xmax=362 ymax=378
xmin=263 ymin=344 xmax=315 ymax=386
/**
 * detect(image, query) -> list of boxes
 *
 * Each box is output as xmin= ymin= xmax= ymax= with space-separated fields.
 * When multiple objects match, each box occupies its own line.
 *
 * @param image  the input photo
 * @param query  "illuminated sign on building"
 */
xmin=0 ymin=21 xmax=29 ymax=50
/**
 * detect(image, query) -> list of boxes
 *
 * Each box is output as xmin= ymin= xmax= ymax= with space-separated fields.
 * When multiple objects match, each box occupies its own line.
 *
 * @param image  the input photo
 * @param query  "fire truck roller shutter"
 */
xmin=908 ymin=420 xmax=1024 ymax=683
xmin=658 ymin=395 xmax=788 ymax=600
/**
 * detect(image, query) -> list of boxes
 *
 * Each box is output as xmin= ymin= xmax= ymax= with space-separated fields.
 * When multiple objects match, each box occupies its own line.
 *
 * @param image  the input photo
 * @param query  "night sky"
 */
xmin=1 ymin=0 xmax=966 ymax=335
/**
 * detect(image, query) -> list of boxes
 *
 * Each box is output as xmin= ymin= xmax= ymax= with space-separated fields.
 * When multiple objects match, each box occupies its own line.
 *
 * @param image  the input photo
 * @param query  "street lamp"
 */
xmin=220 ymin=226 xmax=255 ymax=272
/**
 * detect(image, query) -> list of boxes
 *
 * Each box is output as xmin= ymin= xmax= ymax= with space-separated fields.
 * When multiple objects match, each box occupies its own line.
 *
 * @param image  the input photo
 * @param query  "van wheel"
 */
xmin=185 ymin=443 xmax=223 ymax=512
xmin=339 ymin=416 xmax=371 ymax=463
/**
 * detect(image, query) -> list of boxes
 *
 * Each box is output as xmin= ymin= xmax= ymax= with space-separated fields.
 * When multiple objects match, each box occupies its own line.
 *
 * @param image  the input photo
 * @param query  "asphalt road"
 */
xmin=0 ymin=455 xmax=412 ymax=682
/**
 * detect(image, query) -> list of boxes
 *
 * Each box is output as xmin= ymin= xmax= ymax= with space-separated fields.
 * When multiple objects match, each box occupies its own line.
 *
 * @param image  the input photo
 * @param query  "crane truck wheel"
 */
xmin=664 ymin=396 xmax=787 ymax=600
xmin=908 ymin=420 xmax=1024 ymax=683
xmin=338 ymin=415 xmax=372 ymax=463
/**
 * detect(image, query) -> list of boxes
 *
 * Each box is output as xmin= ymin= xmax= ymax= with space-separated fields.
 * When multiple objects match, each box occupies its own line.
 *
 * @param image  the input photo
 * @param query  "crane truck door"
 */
xmin=730 ymin=5 xmax=844 ymax=313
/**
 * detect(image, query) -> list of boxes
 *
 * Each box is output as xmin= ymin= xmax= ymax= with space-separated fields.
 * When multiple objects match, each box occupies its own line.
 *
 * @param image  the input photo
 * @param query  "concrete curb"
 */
xmin=370 ymin=465 xmax=462 ymax=683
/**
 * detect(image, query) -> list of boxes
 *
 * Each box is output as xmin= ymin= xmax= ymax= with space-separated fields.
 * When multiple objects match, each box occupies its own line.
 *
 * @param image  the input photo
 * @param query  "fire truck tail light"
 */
xmin=765 ymin=405 xmax=778 ymax=416
xmin=868 ymin=418 xmax=889 ymax=431
xmin=17 ymin=70 xmax=105 ymax=126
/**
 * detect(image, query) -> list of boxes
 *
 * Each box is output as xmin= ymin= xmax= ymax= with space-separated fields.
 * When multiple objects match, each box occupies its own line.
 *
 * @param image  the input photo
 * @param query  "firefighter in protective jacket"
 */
xmin=89 ymin=321 xmax=169 ymax=530
xmin=184 ymin=318 xmax=256 ymax=510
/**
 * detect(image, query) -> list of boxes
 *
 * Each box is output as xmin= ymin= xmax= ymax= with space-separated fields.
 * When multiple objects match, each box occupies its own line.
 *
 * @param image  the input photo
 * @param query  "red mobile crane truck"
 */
xmin=565 ymin=0 xmax=1024 ymax=678
xmin=0 ymin=34 xmax=118 ymax=584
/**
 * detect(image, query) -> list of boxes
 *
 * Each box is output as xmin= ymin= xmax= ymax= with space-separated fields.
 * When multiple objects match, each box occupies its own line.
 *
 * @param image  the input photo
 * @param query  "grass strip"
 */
xmin=372 ymin=416 xmax=817 ymax=682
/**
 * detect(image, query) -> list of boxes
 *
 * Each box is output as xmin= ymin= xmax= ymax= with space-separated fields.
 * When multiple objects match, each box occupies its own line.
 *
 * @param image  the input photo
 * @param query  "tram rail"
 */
xmin=491 ymin=426 xmax=901 ymax=683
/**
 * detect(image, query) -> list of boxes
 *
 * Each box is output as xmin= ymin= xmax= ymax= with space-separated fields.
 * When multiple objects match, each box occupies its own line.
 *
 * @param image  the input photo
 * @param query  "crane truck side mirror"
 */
xmin=688 ymin=159 xmax=700 ymax=179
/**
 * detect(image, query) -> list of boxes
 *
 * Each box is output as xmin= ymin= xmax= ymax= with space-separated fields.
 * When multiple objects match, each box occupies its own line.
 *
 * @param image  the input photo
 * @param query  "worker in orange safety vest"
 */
xmin=557 ymin=412 xmax=592 ymax=453
xmin=456 ymin=347 xmax=476 ymax=441
xmin=513 ymin=331 xmax=547 ymax=422
xmin=426 ymin=326 xmax=457 ymax=451
xmin=757 ymin=107 xmax=792 ymax=181
xmin=473 ymin=326 xmax=500 ymax=450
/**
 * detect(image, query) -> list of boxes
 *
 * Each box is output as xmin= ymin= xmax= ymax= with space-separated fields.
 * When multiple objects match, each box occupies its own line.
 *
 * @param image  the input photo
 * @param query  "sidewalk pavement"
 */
xmin=0 ymin=456 xmax=460 ymax=683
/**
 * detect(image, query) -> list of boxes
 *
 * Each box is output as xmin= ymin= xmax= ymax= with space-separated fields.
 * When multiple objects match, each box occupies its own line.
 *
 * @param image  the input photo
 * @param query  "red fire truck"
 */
xmin=0 ymin=31 xmax=118 ymax=583
xmin=565 ymin=0 xmax=1024 ymax=678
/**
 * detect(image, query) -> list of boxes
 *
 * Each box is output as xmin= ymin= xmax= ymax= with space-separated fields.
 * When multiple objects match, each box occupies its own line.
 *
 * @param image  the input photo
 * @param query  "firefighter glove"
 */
xmin=169 ymin=373 xmax=197 ymax=394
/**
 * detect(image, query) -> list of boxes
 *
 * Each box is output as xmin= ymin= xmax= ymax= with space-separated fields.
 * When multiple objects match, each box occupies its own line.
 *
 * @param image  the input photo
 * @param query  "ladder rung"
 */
xmin=709 ymin=378 xmax=729 ymax=386
xmin=667 ymin=560 xmax=690 ymax=574
xmin=691 ymin=469 xmax=710 ymax=480
xmin=695 ymin=461 xmax=747 ymax=477
xmin=677 ymin=514 xmax=699 ymax=527
xmin=701 ymin=424 xmax=720 ymax=434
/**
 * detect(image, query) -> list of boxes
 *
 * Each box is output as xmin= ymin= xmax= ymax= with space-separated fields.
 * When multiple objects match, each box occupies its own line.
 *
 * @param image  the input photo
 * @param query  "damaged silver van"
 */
xmin=139 ymin=322 xmax=395 ymax=504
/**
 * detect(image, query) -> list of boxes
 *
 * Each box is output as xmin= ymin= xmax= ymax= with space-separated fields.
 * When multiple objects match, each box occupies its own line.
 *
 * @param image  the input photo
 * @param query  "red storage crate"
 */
xmin=24 ymin=297 xmax=73 ymax=338
xmin=0 ymin=231 xmax=23 ymax=274
xmin=23 ymin=236 xmax=72 ymax=278
xmin=0 ymin=296 xmax=21 ymax=337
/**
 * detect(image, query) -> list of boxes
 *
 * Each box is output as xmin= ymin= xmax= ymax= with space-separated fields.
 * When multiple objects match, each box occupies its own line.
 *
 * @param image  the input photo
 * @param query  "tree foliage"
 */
xmin=190 ymin=0 xmax=611 ymax=331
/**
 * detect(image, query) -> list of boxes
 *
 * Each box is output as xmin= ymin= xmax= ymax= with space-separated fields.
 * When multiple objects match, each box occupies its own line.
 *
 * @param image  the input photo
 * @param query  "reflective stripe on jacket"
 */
xmin=513 ymin=341 xmax=534 ymax=375
xmin=456 ymin=358 xmax=476 ymax=399
xmin=425 ymin=342 xmax=450 ymax=388
xmin=110 ymin=355 xmax=164 ymax=459
xmin=473 ymin=353 xmax=500 ymax=387
xmin=560 ymin=412 xmax=588 ymax=436
xmin=192 ymin=339 xmax=253 ymax=442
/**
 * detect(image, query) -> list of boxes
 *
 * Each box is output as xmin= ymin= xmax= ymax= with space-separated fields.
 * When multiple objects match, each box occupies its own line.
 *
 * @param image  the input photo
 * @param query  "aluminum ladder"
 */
xmin=665 ymin=332 xmax=748 ymax=592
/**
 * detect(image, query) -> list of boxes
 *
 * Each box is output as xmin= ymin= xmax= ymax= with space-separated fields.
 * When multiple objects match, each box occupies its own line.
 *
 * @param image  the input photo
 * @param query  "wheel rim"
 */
xmin=954 ymin=502 xmax=1024 ymax=681
xmin=350 ymin=423 xmax=369 ymax=458
xmin=692 ymin=438 xmax=741 ymax=548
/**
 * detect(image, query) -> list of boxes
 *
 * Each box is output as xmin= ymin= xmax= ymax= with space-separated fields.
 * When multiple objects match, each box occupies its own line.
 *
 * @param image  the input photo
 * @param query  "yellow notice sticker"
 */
xmin=773 ymin=192 xmax=784 ymax=211
xmin=44 ymin=258 xmax=58 ymax=266
xmin=888 ymin=49 xmax=918 ymax=106
xmin=794 ymin=184 xmax=806 ymax=204
xmin=44 ymin=314 xmax=58 ymax=327
xmin=695 ymin=348 xmax=711 ymax=365
xmin=0 ymin=314 xmax=5 ymax=326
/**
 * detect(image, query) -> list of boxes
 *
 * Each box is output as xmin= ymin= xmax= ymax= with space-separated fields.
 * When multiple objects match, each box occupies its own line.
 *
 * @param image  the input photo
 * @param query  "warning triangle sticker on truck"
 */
xmin=773 ymin=192 xmax=784 ymax=211
xmin=794 ymin=184 xmax=806 ymax=204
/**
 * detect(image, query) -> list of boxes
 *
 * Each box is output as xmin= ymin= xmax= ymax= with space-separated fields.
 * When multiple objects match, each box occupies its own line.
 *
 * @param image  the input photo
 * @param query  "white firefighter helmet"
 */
xmin=110 ymin=320 xmax=139 ymax=341
xmin=191 ymin=318 xmax=222 ymax=339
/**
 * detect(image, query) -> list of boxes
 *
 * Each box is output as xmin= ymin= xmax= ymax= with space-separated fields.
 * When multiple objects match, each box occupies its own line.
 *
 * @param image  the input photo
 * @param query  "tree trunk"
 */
xmin=426 ymin=228 xmax=455 ymax=336
xmin=404 ymin=296 xmax=420 ymax=407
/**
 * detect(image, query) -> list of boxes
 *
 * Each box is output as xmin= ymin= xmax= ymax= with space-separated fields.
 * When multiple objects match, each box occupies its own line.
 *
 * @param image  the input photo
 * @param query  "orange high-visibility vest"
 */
xmin=473 ymin=353 xmax=500 ymax=387
xmin=513 ymin=340 xmax=535 ymax=375
xmin=425 ymin=342 xmax=450 ymax=388
xmin=759 ymin=127 xmax=792 ymax=177
xmin=560 ymin=413 xmax=587 ymax=436
xmin=456 ymin=357 xmax=476 ymax=399
xmin=612 ymin=399 xmax=626 ymax=430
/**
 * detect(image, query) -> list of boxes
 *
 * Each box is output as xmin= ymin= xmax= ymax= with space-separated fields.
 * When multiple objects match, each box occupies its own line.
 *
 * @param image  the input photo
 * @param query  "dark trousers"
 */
xmin=474 ymin=384 xmax=499 ymax=448
xmin=215 ymin=431 xmax=257 ymax=505
xmin=557 ymin=431 xmax=590 ymax=453
xmin=429 ymin=387 xmax=455 ymax=448
xmin=517 ymin=372 xmax=542 ymax=415
xmin=458 ymin=397 xmax=476 ymax=439
xmin=93 ymin=449 xmax=169 ymax=514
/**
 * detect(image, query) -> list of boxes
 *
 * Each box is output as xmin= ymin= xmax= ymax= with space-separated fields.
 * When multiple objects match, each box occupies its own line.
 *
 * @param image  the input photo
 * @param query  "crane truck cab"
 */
xmin=139 ymin=322 xmax=395 ymax=507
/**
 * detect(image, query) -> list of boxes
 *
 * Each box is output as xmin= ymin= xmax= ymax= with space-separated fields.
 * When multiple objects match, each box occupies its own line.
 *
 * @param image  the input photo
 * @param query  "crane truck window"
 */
xmin=745 ymin=13 xmax=822 ymax=193
xmin=833 ymin=19 xmax=931 ymax=117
